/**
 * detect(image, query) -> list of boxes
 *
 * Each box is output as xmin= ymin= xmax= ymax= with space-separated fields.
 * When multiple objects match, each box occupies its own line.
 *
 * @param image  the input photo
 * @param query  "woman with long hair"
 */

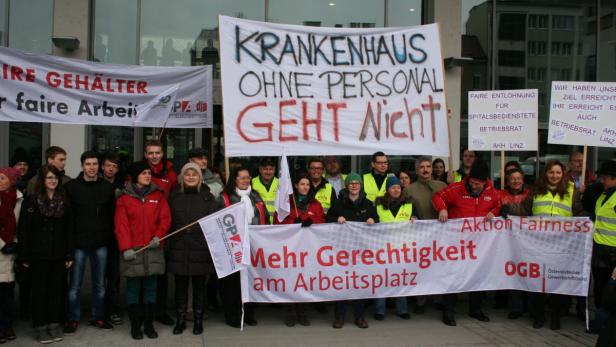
xmin=432 ymin=158 xmax=447 ymax=183
xmin=274 ymin=173 xmax=325 ymax=327
xmin=373 ymin=176 xmax=413 ymax=321
xmin=217 ymin=166 xmax=269 ymax=328
xmin=167 ymin=163 xmax=216 ymax=335
xmin=506 ymin=159 xmax=585 ymax=330
xmin=397 ymin=169 xmax=413 ymax=189
xmin=17 ymin=165 xmax=73 ymax=344
xmin=114 ymin=161 xmax=171 ymax=340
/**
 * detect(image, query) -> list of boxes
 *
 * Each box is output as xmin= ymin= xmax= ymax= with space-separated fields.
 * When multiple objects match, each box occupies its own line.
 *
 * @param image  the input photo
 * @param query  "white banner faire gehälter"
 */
xmin=0 ymin=46 xmax=213 ymax=128
xmin=240 ymin=217 xmax=593 ymax=303
xmin=219 ymin=16 xmax=449 ymax=157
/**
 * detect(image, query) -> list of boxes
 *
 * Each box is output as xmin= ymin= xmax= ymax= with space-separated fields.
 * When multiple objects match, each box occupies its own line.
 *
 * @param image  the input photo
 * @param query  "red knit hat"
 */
xmin=0 ymin=167 xmax=19 ymax=187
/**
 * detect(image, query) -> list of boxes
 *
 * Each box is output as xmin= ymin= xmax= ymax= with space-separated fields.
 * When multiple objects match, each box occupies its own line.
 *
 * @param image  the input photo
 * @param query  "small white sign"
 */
xmin=468 ymin=89 xmax=538 ymax=151
xmin=548 ymin=81 xmax=616 ymax=148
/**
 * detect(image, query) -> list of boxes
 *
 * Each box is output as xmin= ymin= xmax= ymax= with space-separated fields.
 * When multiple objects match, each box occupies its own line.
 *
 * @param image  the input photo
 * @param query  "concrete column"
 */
xmin=50 ymin=0 xmax=91 ymax=176
xmin=425 ymin=0 xmax=462 ymax=171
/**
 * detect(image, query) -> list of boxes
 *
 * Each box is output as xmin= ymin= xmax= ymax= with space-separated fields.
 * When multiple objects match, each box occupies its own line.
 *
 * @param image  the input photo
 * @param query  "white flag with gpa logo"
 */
xmin=134 ymin=84 xmax=180 ymax=126
xmin=199 ymin=203 xmax=247 ymax=278
xmin=274 ymin=150 xmax=293 ymax=223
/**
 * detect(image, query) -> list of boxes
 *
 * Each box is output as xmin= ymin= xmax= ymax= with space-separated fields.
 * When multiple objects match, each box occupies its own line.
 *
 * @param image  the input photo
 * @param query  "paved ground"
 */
xmin=8 ymin=302 xmax=598 ymax=347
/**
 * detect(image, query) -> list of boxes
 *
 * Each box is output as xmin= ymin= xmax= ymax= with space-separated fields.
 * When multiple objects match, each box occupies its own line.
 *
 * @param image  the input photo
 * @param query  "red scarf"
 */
xmin=0 ymin=189 xmax=17 ymax=244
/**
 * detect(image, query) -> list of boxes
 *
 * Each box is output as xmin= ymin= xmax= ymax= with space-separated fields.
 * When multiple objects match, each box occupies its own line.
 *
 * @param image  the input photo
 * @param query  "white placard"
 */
xmin=548 ymin=81 xmax=616 ymax=148
xmin=219 ymin=16 xmax=449 ymax=157
xmin=468 ymin=89 xmax=538 ymax=151
xmin=0 ymin=46 xmax=213 ymax=128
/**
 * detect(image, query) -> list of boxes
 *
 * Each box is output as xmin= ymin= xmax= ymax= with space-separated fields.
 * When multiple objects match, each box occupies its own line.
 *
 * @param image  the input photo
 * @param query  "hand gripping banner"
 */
xmin=239 ymin=217 xmax=593 ymax=303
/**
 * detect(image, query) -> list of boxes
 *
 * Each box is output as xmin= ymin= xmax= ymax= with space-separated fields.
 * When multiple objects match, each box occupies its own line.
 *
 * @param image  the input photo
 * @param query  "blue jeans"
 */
xmin=67 ymin=246 xmax=107 ymax=321
xmin=374 ymin=297 xmax=408 ymax=315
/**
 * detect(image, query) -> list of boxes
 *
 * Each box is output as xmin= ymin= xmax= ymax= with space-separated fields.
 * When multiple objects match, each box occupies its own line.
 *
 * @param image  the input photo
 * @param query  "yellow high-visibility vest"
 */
xmin=251 ymin=176 xmax=278 ymax=223
xmin=314 ymin=183 xmax=333 ymax=213
xmin=453 ymin=171 xmax=463 ymax=183
xmin=594 ymin=192 xmax=616 ymax=247
xmin=363 ymin=173 xmax=388 ymax=202
xmin=376 ymin=203 xmax=413 ymax=222
xmin=531 ymin=182 xmax=574 ymax=217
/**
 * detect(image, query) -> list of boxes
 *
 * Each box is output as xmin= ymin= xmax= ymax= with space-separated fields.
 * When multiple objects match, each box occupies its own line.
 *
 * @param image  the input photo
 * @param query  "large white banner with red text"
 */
xmin=0 ymin=46 xmax=212 ymax=128
xmin=240 ymin=217 xmax=593 ymax=303
xmin=219 ymin=16 xmax=448 ymax=157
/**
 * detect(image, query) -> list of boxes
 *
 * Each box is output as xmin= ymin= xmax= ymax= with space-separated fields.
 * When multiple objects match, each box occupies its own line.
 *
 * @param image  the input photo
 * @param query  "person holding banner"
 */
xmin=433 ymin=160 xmax=500 ymax=326
xmin=447 ymin=148 xmax=476 ymax=184
xmin=363 ymin=152 xmax=390 ymax=203
xmin=327 ymin=172 xmax=377 ymax=329
xmin=373 ymin=176 xmax=413 ymax=321
xmin=167 ymin=163 xmax=216 ymax=335
xmin=274 ymin=173 xmax=325 ymax=327
xmin=251 ymin=157 xmax=278 ymax=224
xmin=505 ymin=159 xmax=585 ymax=330
xmin=17 ymin=165 xmax=73 ymax=344
xmin=216 ymin=166 xmax=269 ymax=328
xmin=114 ymin=162 xmax=171 ymax=340
xmin=307 ymin=158 xmax=336 ymax=215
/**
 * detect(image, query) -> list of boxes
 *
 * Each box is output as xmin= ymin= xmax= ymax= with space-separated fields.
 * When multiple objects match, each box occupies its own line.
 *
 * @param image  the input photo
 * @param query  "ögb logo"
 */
xmin=222 ymin=213 xmax=242 ymax=246
xmin=504 ymin=261 xmax=540 ymax=278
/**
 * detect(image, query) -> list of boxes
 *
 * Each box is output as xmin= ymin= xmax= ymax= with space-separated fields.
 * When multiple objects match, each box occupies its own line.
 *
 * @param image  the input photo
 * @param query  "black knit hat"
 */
xmin=597 ymin=160 xmax=616 ymax=177
xmin=468 ymin=160 xmax=490 ymax=181
xmin=10 ymin=149 xmax=29 ymax=167
xmin=128 ymin=161 xmax=150 ymax=180
xmin=188 ymin=147 xmax=208 ymax=159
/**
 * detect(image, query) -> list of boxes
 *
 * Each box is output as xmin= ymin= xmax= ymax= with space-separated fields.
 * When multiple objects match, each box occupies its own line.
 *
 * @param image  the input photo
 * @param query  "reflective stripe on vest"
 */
xmin=314 ymin=183 xmax=333 ymax=213
xmin=594 ymin=192 xmax=616 ymax=246
xmin=251 ymin=177 xmax=278 ymax=223
xmin=376 ymin=203 xmax=413 ymax=222
xmin=531 ymin=183 xmax=574 ymax=217
xmin=363 ymin=173 xmax=388 ymax=202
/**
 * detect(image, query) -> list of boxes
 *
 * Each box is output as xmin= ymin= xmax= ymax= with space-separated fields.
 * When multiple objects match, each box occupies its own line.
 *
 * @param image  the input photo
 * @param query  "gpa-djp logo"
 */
xmin=222 ymin=213 xmax=242 ymax=247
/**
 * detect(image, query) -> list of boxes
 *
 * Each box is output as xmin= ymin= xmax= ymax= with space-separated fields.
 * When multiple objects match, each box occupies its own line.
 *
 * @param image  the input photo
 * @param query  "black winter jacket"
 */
xmin=17 ymin=196 xmax=74 ymax=262
xmin=327 ymin=189 xmax=379 ymax=223
xmin=167 ymin=185 xmax=217 ymax=275
xmin=596 ymin=279 xmax=616 ymax=347
xmin=63 ymin=173 xmax=116 ymax=250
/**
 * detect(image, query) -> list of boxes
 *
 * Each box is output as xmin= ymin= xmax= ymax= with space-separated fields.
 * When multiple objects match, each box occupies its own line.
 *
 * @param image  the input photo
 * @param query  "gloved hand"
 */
xmin=500 ymin=204 xmax=510 ymax=220
xmin=301 ymin=219 xmax=313 ymax=228
xmin=1 ymin=242 xmax=18 ymax=255
xmin=123 ymin=249 xmax=136 ymax=261
xmin=294 ymin=217 xmax=302 ymax=224
xmin=148 ymin=236 xmax=160 ymax=249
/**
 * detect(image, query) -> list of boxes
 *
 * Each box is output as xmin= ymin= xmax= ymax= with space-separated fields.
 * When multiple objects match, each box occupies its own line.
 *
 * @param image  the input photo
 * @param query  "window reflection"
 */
xmin=268 ymin=0 xmax=384 ymax=27
xmin=94 ymin=0 xmax=137 ymax=64
xmin=9 ymin=0 xmax=52 ymax=53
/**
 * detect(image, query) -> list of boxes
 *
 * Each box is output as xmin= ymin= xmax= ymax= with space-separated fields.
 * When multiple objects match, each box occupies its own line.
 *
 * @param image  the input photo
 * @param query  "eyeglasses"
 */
xmin=309 ymin=166 xmax=324 ymax=171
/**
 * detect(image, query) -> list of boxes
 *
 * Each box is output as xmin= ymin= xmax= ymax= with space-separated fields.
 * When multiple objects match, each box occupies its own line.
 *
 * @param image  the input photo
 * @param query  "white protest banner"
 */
xmin=548 ymin=81 xmax=616 ymax=147
xmin=199 ymin=203 xmax=247 ymax=278
xmin=240 ymin=217 xmax=593 ymax=303
xmin=219 ymin=16 xmax=449 ymax=157
xmin=468 ymin=89 xmax=538 ymax=151
xmin=0 ymin=46 xmax=212 ymax=128
xmin=134 ymin=84 xmax=179 ymax=126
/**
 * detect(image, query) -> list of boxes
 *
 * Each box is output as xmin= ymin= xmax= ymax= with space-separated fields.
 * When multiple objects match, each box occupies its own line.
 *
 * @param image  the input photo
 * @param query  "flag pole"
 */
xmin=134 ymin=219 xmax=200 ymax=255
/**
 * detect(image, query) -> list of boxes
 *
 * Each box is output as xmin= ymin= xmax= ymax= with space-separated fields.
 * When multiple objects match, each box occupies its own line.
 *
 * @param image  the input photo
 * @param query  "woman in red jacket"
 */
xmin=274 ymin=173 xmax=325 ymax=327
xmin=114 ymin=161 xmax=171 ymax=340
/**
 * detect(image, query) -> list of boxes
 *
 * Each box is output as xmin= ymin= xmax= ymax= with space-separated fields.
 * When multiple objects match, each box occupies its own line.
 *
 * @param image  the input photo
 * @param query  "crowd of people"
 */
xmin=0 ymin=144 xmax=615 ymax=346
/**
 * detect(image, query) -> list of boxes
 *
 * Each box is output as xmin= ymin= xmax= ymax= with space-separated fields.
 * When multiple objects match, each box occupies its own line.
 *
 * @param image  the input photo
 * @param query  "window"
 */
xmin=600 ymin=14 xmax=613 ymax=30
xmin=561 ymin=69 xmax=571 ymax=81
xmin=537 ymin=68 xmax=546 ymax=81
xmin=9 ymin=0 xmax=52 ymax=53
xmin=498 ymin=50 xmax=525 ymax=67
xmin=94 ymin=0 xmax=137 ymax=64
xmin=528 ymin=41 xmax=536 ymax=55
xmin=537 ymin=41 xmax=547 ymax=55
xmin=551 ymin=41 xmax=560 ymax=55
xmin=472 ymin=74 xmax=481 ymax=89
xmin=527 ymin=67 xmax=535 ymax=80
xmin=551 ymin=68 xmax=560 ymax=80
xmin=562 ymin=42 xmax=572 ymax=56
xmin=552 ymin=15 xmax=574 ymax=30
xmin=528 ymin=14 xmax=548 ymax=29
xmin=269 ymin=0 xmax=384 ymax=27
xmin=499 ymin=13 xmax=526 ymax=41
xmin=538 ymin=92 xmax=545 ymax=106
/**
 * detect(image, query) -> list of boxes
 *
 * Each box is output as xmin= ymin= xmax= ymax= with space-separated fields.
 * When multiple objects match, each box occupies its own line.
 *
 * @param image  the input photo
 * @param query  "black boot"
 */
xmin=173 ymin=311 xmax=186 ymax=335
xmin=193 ymin=276 xmax=205 ymax=335
xmin=128 ymin=304 xmax=143 ymax=340
xmin=173 ymin=275 xmax=188 ymax=335
xmin=143 ymin=304 xmax=158 ymax=339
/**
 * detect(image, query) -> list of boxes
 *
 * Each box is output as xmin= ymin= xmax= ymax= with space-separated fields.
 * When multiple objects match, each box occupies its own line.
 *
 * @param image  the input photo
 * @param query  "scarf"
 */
xmin=236 ymin=186 xmax=255 ymax=225
xmin=37 ymin=192 xmax=65 ymax=218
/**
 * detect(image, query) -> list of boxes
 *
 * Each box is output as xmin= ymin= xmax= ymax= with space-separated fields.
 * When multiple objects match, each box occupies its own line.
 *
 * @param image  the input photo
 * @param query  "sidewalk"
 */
xmin=9 ymin=304 xmax=598 ymax=347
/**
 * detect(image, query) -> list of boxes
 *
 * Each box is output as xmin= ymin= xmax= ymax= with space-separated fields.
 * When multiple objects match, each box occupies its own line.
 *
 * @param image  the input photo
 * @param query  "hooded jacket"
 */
xmin=432 ymin=178 xmax=501 ymax=218
xmin=273 ymin=193 xmax=325 ymax=225
xmin=327 ymin=189 xmax=378 ymax=223
xmin=149 ymin=160 xmax=177 ymax=198
xmin=64 ymin=172 xmax=116 ymax=250
xmin=114 ymin=183 xmax=171 ymax=252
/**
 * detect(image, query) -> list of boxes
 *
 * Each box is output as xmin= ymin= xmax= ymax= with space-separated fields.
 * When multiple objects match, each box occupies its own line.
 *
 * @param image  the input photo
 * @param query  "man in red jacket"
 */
xmin=144 ymin=140 xmax=177 ymax=198
xmin=143 ymin=140 xmax=177 ymax=326
xmin=432 ymin=160 xmax=501 ymax=326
